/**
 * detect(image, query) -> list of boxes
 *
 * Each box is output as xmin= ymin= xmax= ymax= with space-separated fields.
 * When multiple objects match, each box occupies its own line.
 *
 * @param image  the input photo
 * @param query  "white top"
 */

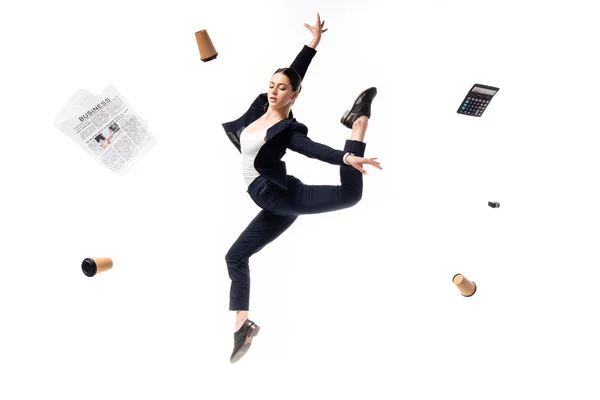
xmin=240 ymin=126 xmax=267 ymax=187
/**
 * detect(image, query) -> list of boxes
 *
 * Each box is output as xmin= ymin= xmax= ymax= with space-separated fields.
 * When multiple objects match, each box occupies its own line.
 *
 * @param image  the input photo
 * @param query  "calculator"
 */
xmin=457 ymin=84 xmax=499 ymax=117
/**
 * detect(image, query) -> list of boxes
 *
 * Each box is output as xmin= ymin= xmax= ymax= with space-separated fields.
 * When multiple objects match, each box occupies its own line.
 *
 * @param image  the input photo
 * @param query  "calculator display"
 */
xmin=472 ymin=87 xmax=497 ymax=96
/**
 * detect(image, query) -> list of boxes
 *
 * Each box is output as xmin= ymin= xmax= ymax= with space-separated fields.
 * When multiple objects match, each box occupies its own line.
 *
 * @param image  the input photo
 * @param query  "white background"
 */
xmin=1 ymin=0 xmax=599 ymax=398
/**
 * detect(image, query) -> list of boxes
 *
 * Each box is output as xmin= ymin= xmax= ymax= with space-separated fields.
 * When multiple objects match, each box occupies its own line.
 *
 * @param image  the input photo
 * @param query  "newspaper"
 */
xmin=54 ymin=85 xmax=155 ymax=173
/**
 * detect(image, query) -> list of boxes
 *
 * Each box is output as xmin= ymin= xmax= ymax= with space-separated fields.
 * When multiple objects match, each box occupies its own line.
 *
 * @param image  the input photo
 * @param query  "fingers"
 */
xmin=353 ymin=157 xmax=382 ymax=172
xmin=351 ymin=162 xmax=367 ymax=174
xmin=305 ymin=13 xmax=327 ymax=34
xmin=368 ymin=158 xmax=382 ymax=169
xmin=320 ymin=15 xmax=327 ymax=32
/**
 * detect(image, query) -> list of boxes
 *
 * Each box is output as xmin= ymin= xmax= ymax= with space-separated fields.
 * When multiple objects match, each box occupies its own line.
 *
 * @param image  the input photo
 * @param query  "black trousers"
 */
xmin=225 ymin=140 xmax=366 ymax=310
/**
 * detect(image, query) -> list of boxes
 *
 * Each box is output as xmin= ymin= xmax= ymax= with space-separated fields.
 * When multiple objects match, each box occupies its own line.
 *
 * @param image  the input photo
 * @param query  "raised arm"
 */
xmin=290 ymin=13 xmax=328 ymax=80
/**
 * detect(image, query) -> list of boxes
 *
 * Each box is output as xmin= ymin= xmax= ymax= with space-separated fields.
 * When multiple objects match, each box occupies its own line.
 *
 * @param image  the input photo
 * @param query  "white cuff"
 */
xmin=343 ymin=152 xmax=354 ymax=165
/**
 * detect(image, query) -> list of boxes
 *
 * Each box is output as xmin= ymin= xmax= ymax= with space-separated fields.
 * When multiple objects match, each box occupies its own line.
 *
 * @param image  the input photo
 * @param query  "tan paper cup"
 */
xmin=82 ymin=257 xmax=113 ymax=277
xmin=195 ymin=29 xmax=218 ymax=62
xmin=453 ymin=273 xmax=477 ymax=297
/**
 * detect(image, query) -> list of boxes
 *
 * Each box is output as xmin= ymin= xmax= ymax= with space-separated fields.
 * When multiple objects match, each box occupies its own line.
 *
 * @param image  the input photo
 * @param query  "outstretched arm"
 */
xmin=289 ymin=131 xmax=383 ymax=174
xmin=288 ymin=131 xmax=345 ymax=166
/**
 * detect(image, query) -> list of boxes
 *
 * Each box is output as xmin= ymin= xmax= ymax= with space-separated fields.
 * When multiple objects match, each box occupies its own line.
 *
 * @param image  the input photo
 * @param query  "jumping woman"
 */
xmin=221 ymin=13 xmax=381 ymax=363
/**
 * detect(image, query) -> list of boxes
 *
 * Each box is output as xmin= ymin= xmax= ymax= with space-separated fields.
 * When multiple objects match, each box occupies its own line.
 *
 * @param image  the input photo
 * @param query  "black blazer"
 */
xmin=222 ymin=45 xmax=346 ymax=190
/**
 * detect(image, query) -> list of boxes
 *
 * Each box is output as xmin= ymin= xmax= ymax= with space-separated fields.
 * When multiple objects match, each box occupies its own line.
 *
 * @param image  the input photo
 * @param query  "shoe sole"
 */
xmin=340 ymin=88 xmax=375 ymax=127
xmin=230 ymin=324 xmax=260 ymax=364
xmin=340 ymin=110 xmax=352 ymax=126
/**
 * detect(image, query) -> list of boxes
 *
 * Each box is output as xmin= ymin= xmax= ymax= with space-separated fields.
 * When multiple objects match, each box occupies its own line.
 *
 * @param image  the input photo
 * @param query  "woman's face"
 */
xmin=268 ymin=73 xmax=298 ymax=108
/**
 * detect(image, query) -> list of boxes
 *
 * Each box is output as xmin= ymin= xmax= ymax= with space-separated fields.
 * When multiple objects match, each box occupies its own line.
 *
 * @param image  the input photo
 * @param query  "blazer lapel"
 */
xmin=265 ymin=118 xmax=294 ymax=142
xmin=222 ymin=92 xmax=297 ymax=152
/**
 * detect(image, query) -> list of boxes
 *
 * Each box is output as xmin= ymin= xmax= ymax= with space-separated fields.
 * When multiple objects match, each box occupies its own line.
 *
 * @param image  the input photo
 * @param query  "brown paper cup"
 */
xmin=82 ymin=257 xmax=113 ymax=277
xmin=453 ymin=273 xmax=477 ymax=297
xmin=195 ymin=29 xmax=218 ymax=62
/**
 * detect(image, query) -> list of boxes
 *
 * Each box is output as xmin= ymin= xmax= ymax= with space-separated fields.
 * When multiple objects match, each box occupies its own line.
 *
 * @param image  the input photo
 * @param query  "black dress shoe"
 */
xmin=230 ymin=319 xmax=260 ymax=363
xmin=340 ymin=87 xmax=378 ymax=129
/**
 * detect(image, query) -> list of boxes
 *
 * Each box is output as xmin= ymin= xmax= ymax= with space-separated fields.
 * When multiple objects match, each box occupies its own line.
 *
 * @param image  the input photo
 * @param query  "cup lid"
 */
xmin=81 ymin=258 xmax=97 ymax=277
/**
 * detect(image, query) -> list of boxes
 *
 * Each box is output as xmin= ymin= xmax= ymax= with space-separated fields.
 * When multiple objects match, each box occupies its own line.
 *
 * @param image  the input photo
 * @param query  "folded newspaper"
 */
xmin=54 ymin=85 xmax=155 ymax=173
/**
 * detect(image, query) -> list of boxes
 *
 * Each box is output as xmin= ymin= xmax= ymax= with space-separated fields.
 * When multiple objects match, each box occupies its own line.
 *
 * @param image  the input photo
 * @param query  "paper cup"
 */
xmin=195 ymin=29 xmax=218 ymax=62
xmin=82 ymin=257 xmax=113 ymax=277
xmin=453 ymin=273 xmax=477 ymax=297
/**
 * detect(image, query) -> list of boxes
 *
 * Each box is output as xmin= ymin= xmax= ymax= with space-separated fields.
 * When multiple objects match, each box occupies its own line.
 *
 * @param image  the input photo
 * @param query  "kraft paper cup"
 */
xmin=195 ymin=29 xmax=218 ymax=62
xmin=82 ymin=258 xmax=113 ymax=277
xmin=453 ymin=273 xmax=477 ymax=297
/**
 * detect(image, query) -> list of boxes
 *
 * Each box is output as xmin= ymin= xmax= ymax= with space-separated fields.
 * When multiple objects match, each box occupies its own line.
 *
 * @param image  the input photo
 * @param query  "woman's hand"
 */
xmin=347 ymin=156 xmax=382 ymax=175
xmin=305 ymin=13 xmax=327 ymax=49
